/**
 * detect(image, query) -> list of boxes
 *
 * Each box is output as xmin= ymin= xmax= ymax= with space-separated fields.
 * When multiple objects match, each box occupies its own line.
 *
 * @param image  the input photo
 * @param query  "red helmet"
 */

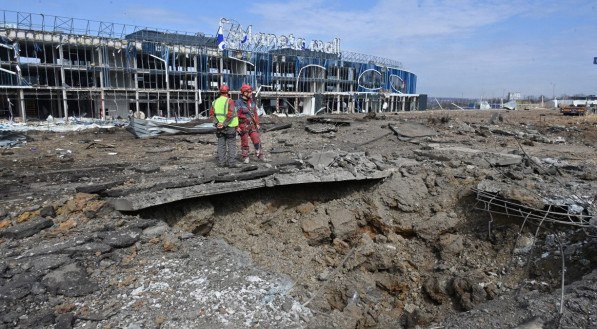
xmin=240 ymin=84 xmax=252 ymax=94
xmin=219 ymin=85 xmax=230 ymax=94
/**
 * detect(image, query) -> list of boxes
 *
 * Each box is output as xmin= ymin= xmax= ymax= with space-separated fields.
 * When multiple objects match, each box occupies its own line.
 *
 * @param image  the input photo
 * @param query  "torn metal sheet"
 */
xmin=0 ymin=131 xmax=29 ymax=148
xmin=127 ymin=117 xmax=215 ymax=138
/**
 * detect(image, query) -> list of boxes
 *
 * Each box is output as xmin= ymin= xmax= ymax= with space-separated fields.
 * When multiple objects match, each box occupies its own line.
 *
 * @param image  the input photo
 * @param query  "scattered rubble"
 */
xmin=0 ymin=109 xmax=595 ymax=328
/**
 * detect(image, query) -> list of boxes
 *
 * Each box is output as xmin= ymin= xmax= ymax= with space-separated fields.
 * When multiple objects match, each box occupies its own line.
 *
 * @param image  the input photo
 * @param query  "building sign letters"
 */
xmin=217 ymin=18 xmax=340 ymax=54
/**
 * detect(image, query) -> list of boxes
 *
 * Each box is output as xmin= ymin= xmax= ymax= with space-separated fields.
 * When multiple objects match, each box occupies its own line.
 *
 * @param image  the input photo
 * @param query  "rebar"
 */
xmin=473 ymin=188 xmax=592 ymax=228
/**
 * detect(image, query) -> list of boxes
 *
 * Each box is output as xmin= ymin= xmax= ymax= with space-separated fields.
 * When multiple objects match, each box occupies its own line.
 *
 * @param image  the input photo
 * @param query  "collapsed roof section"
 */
xmin=125 ymin=29 xmax=218 ymax=48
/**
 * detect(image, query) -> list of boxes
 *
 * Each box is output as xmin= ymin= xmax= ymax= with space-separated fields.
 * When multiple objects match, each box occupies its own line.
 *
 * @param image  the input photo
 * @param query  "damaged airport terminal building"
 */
xmin=0 ymin=10 xmax=423 ymax=121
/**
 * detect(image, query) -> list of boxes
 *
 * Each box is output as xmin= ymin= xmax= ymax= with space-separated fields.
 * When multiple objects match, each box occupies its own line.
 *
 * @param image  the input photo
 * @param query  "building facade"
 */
xmin=0 ymin=11 xmax=421 ymax=121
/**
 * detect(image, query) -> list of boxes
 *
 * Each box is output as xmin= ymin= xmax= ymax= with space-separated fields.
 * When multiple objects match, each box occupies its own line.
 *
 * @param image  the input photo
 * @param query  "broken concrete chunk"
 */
xmin=389 ymin=157 xmax=420 ymax=168
xmin=295 ymin=202 xmax=316 ymax=215
xmin=30 ymin=254 xmax=71 ymax=273
xmin=476 ymin=180 xmax=544 ymax=208
xmin=488 ymin=113 xmax=503 ymax=125
xmin=307 ymin=117 xmax=351 ymax=126
xmin=329 ymin=208 xmax=358 ymax=240
xmin=99 ymin=229 xmax=141 ymax=248
xmin=39 ymin=205 xmax=56 ymax=218
xmin=41 ymin=263 xmax=96 ymax=297
xmin=415 ymin=145 xmax=522 ymax=168
xmin=438 ymin=233 xmax=464 ymax=258
xmin=305 ymin=123 xmax=338 ymax=134
xmin=23 ymin=310 xmax=55 ymax=328
xmin=379 ymin=176 xmax=429 ymax=213
xmin=55 ymin=313 xmax=75 ymax=329
xmin=301 ymin=216 xmax=331 ymax=245
xmin=484 ymin=153 xmax=522 ymax=167
xmin=452 ymin=275 xmax=487 ymax=311
xmin=142 ymin=222 xmax=170 ymax=240
xmin=454 ymin=121 xmax=476 ymax=133
xmin=389 ymin=122 xmax=439 ymax=138
xmin=307 ymin=151 xmax=339 ymax=169
xmin=65 ymin=242 xmax=112 ymax=255
xmin=19 ymin=236 xmax=93 ymax=258
xmin=0 ymin=217 xmax=53 ymax=239
xmin=413 ymin=212 xmax=461 ymax=241
xmin=0 ymin=273 xmax=40 ymax=301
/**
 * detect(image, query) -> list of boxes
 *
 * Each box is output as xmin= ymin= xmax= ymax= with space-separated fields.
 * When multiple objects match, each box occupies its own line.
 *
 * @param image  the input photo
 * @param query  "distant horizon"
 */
xmin=6 ymin=0 xmax=597 ymax=98
xmin=430 ymin=93 xmax=596 ymax=100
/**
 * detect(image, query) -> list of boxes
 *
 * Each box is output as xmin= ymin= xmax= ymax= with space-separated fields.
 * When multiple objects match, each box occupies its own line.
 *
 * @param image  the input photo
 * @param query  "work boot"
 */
xmin=257 ymin=150 xmax=267 ymax=162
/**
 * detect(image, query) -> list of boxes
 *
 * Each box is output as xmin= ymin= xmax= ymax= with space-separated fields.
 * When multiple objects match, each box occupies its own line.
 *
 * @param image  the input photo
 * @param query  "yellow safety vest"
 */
xmin=213 ymin=96 xmax=238 ymax=127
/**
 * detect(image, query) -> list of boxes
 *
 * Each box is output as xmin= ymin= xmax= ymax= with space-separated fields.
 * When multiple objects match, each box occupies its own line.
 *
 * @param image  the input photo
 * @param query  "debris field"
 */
xmin=0 ymin=109 xmax=596 ymax=329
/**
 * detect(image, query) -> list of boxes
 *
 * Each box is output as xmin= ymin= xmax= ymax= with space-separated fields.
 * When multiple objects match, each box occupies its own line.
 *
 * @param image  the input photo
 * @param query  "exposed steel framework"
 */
xmin=0 ymin=10 xmax=421 ymax=121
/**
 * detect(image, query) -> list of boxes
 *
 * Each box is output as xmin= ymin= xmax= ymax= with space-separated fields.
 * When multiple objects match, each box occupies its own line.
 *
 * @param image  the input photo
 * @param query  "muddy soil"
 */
xmin=0 ymin=109 xmax=596 ymax=328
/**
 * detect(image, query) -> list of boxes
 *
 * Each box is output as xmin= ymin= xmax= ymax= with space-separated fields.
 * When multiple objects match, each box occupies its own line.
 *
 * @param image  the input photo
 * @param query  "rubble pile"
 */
xmin=0 ymin=109 xmax=595 ymax=328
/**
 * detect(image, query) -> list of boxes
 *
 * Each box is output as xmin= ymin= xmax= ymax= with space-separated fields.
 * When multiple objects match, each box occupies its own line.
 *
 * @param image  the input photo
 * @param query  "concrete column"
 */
xmin=390 ymin=96 xmax=396 ymax=112
xmin=336 ymin=66 xmax=340 ymax=93
xmin=98 ymin=47 xmax=106 ymax=119
xmin=194 ymin=54 xmax=199 ymax=117
xmin=166 ymin=72 xmax=170 ymax=118
xmin=219 ymin=56 xmax=224 ymax=86
xmin=401 ymin=96 xmax=406 ymax=112
xmin=18 ymin=90 xmax=26 ymax=122
xmin=157 ymin=92 xmax=160 ymax=116
xmin=350 ymin=83 xmax=355 ymax=113
xmin=58 ymin=45 xmax=68 ymax=118
xmin=100 ymin=90 xmax=105 ymax=119
xmin=62 ymin=89 xmax=68 ymax=119
xmin=133 ymin=56 xmax=140 ymax=112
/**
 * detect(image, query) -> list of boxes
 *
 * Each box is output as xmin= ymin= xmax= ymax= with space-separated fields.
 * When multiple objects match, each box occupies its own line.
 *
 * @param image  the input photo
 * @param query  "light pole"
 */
xmin=295 ymin=64 xmax=326 ymax=115
xmin=550 ymin=82 xmax=555 ymax=99
xmin=150 ymin=54 xmax=170 ymax=118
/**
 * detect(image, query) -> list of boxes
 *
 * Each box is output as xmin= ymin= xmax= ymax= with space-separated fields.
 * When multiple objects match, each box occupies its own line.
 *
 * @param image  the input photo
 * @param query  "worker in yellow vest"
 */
xmin=209 ymin=84 xmax=238 ymax=167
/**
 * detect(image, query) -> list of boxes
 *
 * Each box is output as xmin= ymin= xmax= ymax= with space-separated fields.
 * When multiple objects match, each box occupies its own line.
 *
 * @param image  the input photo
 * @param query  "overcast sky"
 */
xmin=8 ymin=0 xmax=597 ymax=98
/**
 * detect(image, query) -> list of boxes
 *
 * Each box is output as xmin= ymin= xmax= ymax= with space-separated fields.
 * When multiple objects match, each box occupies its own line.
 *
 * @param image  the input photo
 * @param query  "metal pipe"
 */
xmin=150 ymin=54 xmax=170 ymax=118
